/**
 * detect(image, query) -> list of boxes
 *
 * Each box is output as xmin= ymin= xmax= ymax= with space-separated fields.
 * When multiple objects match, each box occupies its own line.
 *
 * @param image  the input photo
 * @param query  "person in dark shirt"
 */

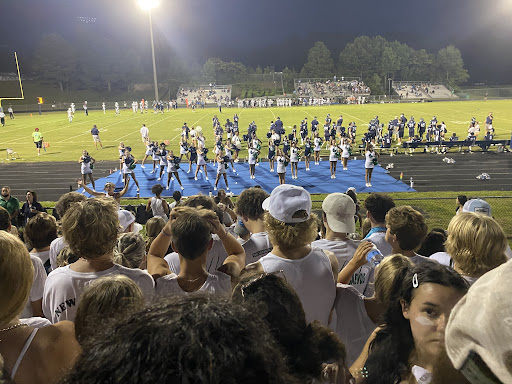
xmin=407 ymin=118 xmax=415 ymax=139
xmin=418 ymin=118 xmax=426 ymax=139
xmin=90 ymin=125 xmax=103 ymax=150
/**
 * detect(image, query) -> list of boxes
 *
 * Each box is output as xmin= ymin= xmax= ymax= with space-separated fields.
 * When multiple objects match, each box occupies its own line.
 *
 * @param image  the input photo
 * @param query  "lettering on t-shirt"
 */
xmin=54 ymin=298 xmax=76 ymax=318
xmin=251 ymin=248 xmax=273 ymax=259
xmin=349 ymin=272 xmax=367 ymax=286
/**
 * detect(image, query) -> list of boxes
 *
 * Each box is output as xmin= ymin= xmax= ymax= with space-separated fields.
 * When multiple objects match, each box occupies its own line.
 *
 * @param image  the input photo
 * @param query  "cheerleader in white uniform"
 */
xmin=179 ymin=136 xmax=189 ymax=161
xmin=329 ymin=138 xmax=340 ymax=179
xmin=232 ymin=132 xmax=241 ymax=162
xmin=365 ymin=142 xmax=378 ymax=187
xmin=141 ymin=139 xmax=153 ymax=169
xmin=79 ymin=150 xmax=96 ymax=191
xmin=166 ymin=150 xmax=184 ymax=190
xmin=313 ymin=134 xmax=323 ymax=165
xmin=289 ymin=141 xmax=300 ymax=179
xmin=224 ymin=140 xmax=236 ymax=172
xmin=268 ymin=140 xmax=276 ymax=172
xmin=122 ymin=148 xmax=140 ymax=192
xmin=118 ymin=142 xmax=125 ymax=174
xmin=150 ymin=141 xmax=160 ymax=174
xmin=157 ymin=143 xmax=168 ymax=181
xmin=248 ymin=146 xmax=260 ymax=179
xmin=214 ymin=153 xmax=229 ymax=191
xmin=341 ymin=138 xmax=351 ymax=171
xmin=276 ymin=148 xmax=289 ymax=185
xmin=194 ymin=144 xmax=208 ymax=181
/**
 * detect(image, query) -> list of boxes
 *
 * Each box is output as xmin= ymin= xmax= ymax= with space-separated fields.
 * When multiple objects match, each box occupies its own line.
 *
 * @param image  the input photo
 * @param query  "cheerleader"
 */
xmin=268 ymin=140 xmax=276 ymax=172
xmin=141 ymin=139 xmax=153 ymax=169
xmin=118 ymin=142 xmax=125 ymax=174
xmin=365 ymin=142 xmax=378 ymax=187
xmin=79 ymin=150 xmax=96 ymax=191
xmin=289 ymin=141 xmax=300 ymax=179
xmin=157 ymin=143 xmax=168 ymax=181
xmin=291 ymin=124 xmax=298 ymax=142
xmin=146 ymin=184 xmax=169 ymax=222
xmin=304 ymin=137 xmax=312 ymax=171
xmin=248 ymin=146 xmax=260 ymax=179
xmin=179 ymin=136 xmax=189 ymax=161
xmin=224 ymin=140 xmax=236 ymax=172
xmin=340 ymin=138 xmax=351 ymax=171
xmin=251 ymin=135 xmax=261 ymax=150
xmin=214 ymin=153 xmax=229 ymax=191
xmin=313 ymin=133 xmax=323 ymax=165
xmin=276 ymin=148 xmax=289 ymax=185
xmin=150 ymin=141 xmax=160 ymax=174
xmin=194 ymin=144 xmax=208 ymax=181
xmin=329 ymin=138 xmax=340 ymax=179
xmin=166 ymin=150 xmax=184 ymax=190
xmin=231 ymin=132 xmax=241 ymax=162
xmin=213 ymin=136 xmax=223 ymax=163
xmin=196 ymin=128 xmax=206 ymax=148
xmin=187 ymin=140 xmax=197 ymax=173
xmin=122 ymin=148 xmax=140 ymax=192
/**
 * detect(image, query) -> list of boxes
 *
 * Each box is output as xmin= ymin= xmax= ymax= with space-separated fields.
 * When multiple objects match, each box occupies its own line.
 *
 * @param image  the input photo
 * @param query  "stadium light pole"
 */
xmin=139 ymin=0 xmax=160 ymax=102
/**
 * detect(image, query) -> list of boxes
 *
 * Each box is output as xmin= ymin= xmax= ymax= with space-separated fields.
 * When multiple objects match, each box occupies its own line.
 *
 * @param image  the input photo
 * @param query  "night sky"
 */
xmin=2 ymin=0 xmax=512 ymax=82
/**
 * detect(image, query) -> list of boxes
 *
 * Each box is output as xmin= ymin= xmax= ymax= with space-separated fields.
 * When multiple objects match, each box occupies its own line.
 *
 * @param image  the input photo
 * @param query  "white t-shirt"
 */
xmin=140 ymin=126 xmax=149 ymax=138
xmin=276 ymin=156 xmax=286 ymax=173
xmin=49 ymin=237 xmax=68 ymax=272
xmin=150 ymin=197 xmax=167 ymax=221
xmin=312 ymin=238 xmax=374 ymax=297
xmin=410 ymin=254 xmax=437 ymax=265
xmin=429 ymin=251 xmax=452 ymax=266
xmin=365 ymin=231 xmax=393 ymax=256
xmin=155 ymin=271 xmax=231 ymax=296
xmin=21 ymin=317 xmax=52 ymax=329
xmin=165 ymin=235 xmax=228 ymax=274
xmin=43 ymin=264 xmax=154 ymax=323
xmin=239 ymin=232 xmax=272 ymax=264
xmin=30 ymin=250 xmax=51 ymax=266
xmin=21 ymin=255 xmax=47 ymax=318
xmin=365 ymin=151 xmax=376 ymax=168
xmin=258 ymin=248 xmax=336 ymax=326
xmin=331 ymin=284 xmax=377 ymax=366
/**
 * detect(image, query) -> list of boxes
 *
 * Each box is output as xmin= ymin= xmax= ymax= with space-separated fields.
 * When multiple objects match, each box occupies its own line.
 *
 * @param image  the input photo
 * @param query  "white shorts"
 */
xmin=93 ymin=135 xmax=100 ymax=142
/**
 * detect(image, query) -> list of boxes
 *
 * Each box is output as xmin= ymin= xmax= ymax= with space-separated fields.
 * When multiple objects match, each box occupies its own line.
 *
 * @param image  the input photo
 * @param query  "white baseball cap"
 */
xmin=446 ymin=259 xmax=512 ymax=383
xmin=462 ymin=199 xmax=492 ymax=216
xmin=262 ymin=184 xmax=311 ymax=223
xmin=118 ymin=209 xmax=142 ymax=233
xmin=322 ymin=193 xmax=356 ymax=233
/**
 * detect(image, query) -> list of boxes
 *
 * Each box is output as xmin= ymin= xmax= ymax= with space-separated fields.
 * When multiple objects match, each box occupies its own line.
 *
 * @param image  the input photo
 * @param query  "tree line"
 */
xmin=30 ymin=32 xmax=468 ymax=97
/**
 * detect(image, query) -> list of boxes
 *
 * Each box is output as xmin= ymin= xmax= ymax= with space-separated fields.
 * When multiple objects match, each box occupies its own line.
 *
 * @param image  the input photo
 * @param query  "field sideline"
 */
xmin=1 ymin=100 xmax=511 ymax=163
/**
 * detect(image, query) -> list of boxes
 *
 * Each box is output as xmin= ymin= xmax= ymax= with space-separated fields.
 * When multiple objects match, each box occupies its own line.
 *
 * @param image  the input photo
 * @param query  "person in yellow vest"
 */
xmin=32 ymin=128 xmax=44 ymax=156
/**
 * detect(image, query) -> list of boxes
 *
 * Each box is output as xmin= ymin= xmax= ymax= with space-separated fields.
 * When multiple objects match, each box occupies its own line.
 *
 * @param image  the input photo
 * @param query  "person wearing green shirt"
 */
xmin=0 ymin=186 xmax=20 ymax=227
xmin=32 ymin=127 xmax=44 ymax=156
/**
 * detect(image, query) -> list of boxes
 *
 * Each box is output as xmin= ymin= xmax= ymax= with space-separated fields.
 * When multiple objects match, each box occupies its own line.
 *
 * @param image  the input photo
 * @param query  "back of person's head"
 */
xmin=62 ymin=198 xmax=119 ymax=259
xmin=235 ymin=187 xmax=269 ymax=220
xmin=362 ymin=218 xmax=371 ymax=238
xmin=0 ymin=231 xmax=33 ymax=325
xmin=322 ymin=193 xmax=356 ymax=234
xmin=145 ymin=216 xmax=166 ymax=252
xmin=170 ymin=207 xmax=216 ymax=260
xmin=182 ymin=194 xmax=223 ymax=222
xmin=0 ymin=207 xmax=9 ymax=231
xmin=151 ymin=184 xmax=164 ymax=196
xmin=61 ymin=295 xmax=301 ymax=384
xmin=364 ymin=193 xmax=395 ymax=223
xmin=114 ymin=233 xmax=146 ymax=268
xmin=373 ymin=254 xmax=413 ymax=308
xmin=385 ymin=206 xmax=428 ymax=251
xmin=24 ymin=212 xmax=58 ymax=249
xmin=54 ymin=192 xmax=87 ymax=218
xmin=172 ymin=190 xmax=181 ymax=203
xmin=56 ymin=247 xmax=79 ymax=267
xmin=232 ymin=271 xmax=346 ymax=381
xmin=445 ymin=212 xmax=507 ymax=277
xmin=456 ymin=195 xmax=467 ymax=206
xmin=365 ymin=262 xmax=468 ymax=384
xmin=74 ymin=275 xmax=144 ymax=347
xmin=417 ymin=229 xmax=447 ymax=257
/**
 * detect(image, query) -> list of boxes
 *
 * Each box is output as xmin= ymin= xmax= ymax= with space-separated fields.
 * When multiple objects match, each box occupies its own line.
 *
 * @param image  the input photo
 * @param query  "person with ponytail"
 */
xmin=114 ymin=232 xmax=146 ymax=269
xmin=356 ymin=262 xmax=468 ymax=384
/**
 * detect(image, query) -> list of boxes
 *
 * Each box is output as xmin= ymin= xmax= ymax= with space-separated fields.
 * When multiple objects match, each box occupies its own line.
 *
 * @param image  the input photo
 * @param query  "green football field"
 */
xmin=1 ymin=99 xmax=511 ymax=163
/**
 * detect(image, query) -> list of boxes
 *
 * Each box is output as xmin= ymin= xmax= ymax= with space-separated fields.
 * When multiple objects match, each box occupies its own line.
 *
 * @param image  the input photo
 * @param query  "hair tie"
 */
xmin=412 ymin=273 xmax=419 ymax=288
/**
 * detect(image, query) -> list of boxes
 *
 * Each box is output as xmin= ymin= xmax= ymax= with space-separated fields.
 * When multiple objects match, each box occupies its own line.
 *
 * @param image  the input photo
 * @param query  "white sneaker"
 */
xmin=333 ymin=175 xmax=336 ymax=179
xmin=136 ymin=187 xmax=140 ymax=192
xmin=226 ymin=187 xmax=229 ymax=191
xmin=187 ymin=170 xmax=190 ymax=173
xmin=343 ymin=167 xmax=347 ymax=170
xmin=194 ymin=177 xmax=198 ymax=180
xmin=181 ymin=186 xmax=184 ymax=190
xmin=205 ymin=177 xmax=209 ymax=181
xmin=270 ymin=169 xmax=274 ymax=172
xmin=330 ymin=175 xmax=334 ymax=179
xmin=214 ymin=187 xmax=217 ymax=191
xmin=141 ymin=165 xmax=146 ymax=169
xmin=150 ymin=170 xmax=155 ymax=174
xmin=157 ymin=177 xmax=161 ymax=181
xmin=171 ymin=177 xmax=174 ymax=181
xmin=232 ymin=169 xmax=236 ymax=173
xmin=166 ymin=186 xmax=170 ymax=190
xmin=369 ymin=183 xmax=372 ymax=187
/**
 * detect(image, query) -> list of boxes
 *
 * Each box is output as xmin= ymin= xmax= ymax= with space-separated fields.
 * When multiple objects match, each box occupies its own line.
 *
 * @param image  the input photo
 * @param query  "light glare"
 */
xmin=138 ymin=0 xmax=159 ymax=10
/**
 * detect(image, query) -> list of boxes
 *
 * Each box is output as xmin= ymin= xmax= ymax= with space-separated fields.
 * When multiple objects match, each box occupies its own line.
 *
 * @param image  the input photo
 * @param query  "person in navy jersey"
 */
xmin=390 ymin=116 xmax=399 ymax=141
xmin=325 ymin=114 xmax=332 ymax=125
xmin=181 ymin=123 xmax=189 ymax=139
xmin=300 ymin=119 xmax=308 ymax=145
xmin=407 ymin=117 xmax=416 ymax=139
xmin=274 ymin=117 xmax=283 ymax=133
xmin=311 ymin=117 xmax=319 ymax=134
xmin=418 ymin=118 xmax=426 ymax=139
xmin=485 ymin=112 xmax=493 ymax=133
xmin=90 ymin=125 xmax=103 ymax=150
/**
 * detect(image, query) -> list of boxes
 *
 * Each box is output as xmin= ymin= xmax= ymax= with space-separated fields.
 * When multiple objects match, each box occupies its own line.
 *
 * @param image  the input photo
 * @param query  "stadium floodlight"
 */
xmin=138 ymin=0 xmax=160 ymax=101
xmin=138 ymin=0 xmax=159 ymax=10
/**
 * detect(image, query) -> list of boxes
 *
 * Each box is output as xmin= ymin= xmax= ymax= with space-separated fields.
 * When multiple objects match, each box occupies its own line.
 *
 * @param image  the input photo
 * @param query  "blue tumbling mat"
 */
xmin=77 ymin=159 xmax=415 ymax=197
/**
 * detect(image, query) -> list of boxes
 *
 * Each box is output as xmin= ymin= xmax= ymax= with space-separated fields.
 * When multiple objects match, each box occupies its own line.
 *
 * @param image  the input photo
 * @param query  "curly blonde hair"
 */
xmin=445 ymin=212 xmax=507 ymax=276
xmin=62 ymin=198 xmax=120 ymax=259
xmin=264 ymin=212 xmax=318 ymax=250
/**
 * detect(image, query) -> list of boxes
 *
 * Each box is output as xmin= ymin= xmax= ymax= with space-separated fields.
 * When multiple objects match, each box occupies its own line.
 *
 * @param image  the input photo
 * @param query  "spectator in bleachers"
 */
xmin=232 ymin=271 xmax=349 ymax=383
xmin=417 ymin=229 xmax=447 ymax=257
xmin=0 ymin=186 xmax=20 ymax=228
xmin=455 ymin=195 xmax=467 ymax=214
xmin=359 ymin=262 xmax=468 ymax=384
xmin=114 ymin=232 xmax=146 ymax=269
xmin=234 ymin=187 xmax=273 ymax=264
xmin=147 ymin=207 xmax=232 ymax=296
xmin=49 ymin=192 xmax=88 ymax=271
xmin=0 ymin=231 xmax=80 ymax=384
xmin=24 ymin=212 xmax=58 ymax=273
xmin=21 ymin=191 xmax=45 ymax=225
xmin=363 ymin=193 xmax=395 ymax=256
xmin=245 ymin=184 xmax=338 ymax=326
xmin=42 ymin=198 xmax=154 ymax=323
xmin=61 ymin=296 xmax=301 ymax=384
xmin=73 ymin=275 xmax=144 ymax=347
xmin=385 ymin=206 xmax=430 ymax=264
